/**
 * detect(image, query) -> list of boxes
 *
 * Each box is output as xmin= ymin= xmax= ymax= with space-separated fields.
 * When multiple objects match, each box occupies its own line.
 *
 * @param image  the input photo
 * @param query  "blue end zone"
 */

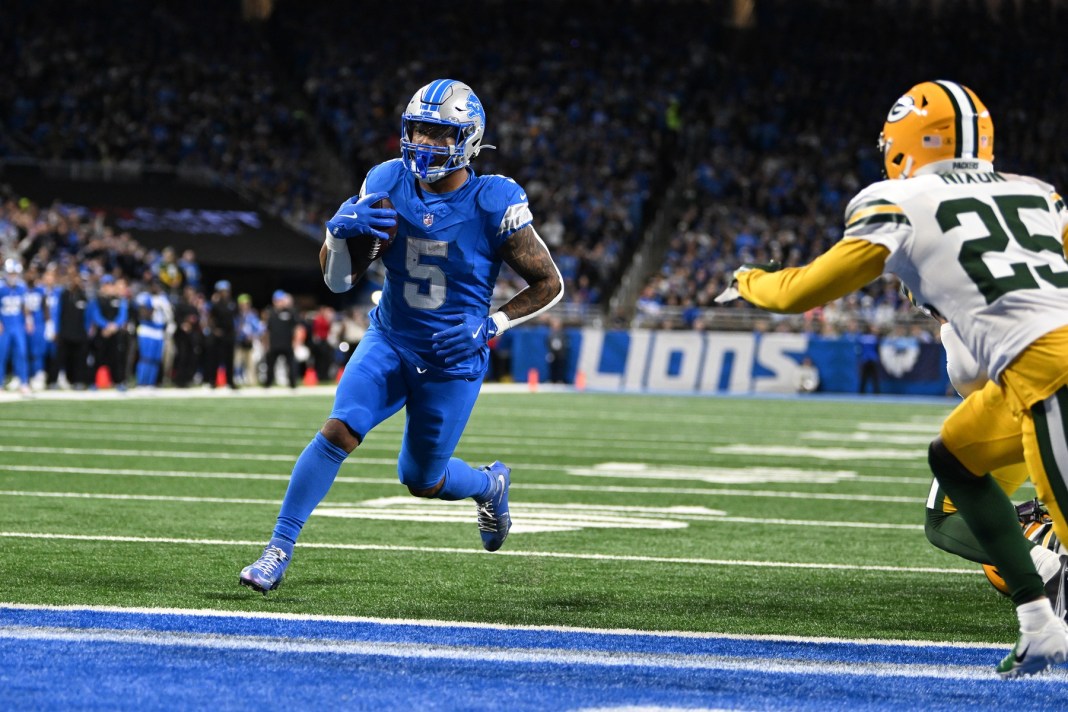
xmin=3 ymin=606 xmax=1067 ymax=711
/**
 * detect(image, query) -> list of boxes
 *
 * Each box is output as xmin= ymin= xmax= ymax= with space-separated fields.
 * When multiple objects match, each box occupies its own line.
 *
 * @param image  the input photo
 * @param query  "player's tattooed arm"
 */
xmin=496 ymin=225 xmax=564 ymax=325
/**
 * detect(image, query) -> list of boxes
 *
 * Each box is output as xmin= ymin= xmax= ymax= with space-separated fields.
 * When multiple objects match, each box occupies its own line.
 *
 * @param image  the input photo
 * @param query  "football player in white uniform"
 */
xmin=718 ymin=80 xmax=1068 ymax=677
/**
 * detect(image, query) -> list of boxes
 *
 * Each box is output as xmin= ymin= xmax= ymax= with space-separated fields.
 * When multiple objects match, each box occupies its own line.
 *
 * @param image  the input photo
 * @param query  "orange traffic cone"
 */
xmin=215 ymin=367 xmax=227 ymax=388
xmin=95 ymin=365 xmax=112 ymax=389
xmin=303 ymin=367 xmax=319 ymax=386
xmin=574 ymin=369 xmax=587 ymax=391
xmin=527 ymin=367 xmax=539 ymax=392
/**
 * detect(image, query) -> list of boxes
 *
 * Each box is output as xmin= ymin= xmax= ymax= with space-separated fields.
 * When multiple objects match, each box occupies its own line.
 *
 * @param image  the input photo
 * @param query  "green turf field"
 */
xmin=0 ymin=389 xmax=1027 ymax=644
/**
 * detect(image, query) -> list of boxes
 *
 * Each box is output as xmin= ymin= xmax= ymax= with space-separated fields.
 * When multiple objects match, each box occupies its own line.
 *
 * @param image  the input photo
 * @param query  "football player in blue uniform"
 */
xmin=0 ymin=259 xmax=32 ymax=394
xmin=240 ymin=79 xmax=564 ymax=594
xmin=134 ymin=279 xmax=173 ymax=388
xmin=23 ymin=269 xmax=48 ymax=391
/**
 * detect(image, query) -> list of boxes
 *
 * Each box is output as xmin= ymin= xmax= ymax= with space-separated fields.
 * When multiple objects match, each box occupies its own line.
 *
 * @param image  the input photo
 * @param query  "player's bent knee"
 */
xmin=928 ymin=438 xmax=976 ymax=483
xmin=320 ymin=418 xmax=360 ymax=454
xmin=407 ymin=477 xmax=445 ymax=498
xmin=924 ymin=508 xmax=946 ymax=547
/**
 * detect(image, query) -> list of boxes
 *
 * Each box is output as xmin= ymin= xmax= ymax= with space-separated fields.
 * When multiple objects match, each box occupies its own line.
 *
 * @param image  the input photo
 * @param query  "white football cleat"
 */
xmin=997 ymin=618 xmax=1068 ymax=678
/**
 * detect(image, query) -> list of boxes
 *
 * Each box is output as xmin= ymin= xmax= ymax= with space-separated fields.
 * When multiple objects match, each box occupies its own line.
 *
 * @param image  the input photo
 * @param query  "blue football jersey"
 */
xmin=361 ymin=160 xmax=532 ymax=377
xmin=0 ymin=283 xmax=28 ymax=329
xmin=24 ymin=286 xmax=45 ymax=329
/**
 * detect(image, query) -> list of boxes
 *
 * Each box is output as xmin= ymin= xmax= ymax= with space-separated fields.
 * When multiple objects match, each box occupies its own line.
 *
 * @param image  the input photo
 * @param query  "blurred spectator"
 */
xmin=309 ymin=305 xmax=335 ymax=383
xmin=178 ymin=250 xmax=202 ymax=292
xmin=857 ymin=325 xmax=881 ymax=395
xmin=23 ymin=267 xmax=48 ymax=390
xmin=88 ymin=275 xmax=130 ymax=390
xmin=235 ymin=293 xmax=264 ymax=386
xmin=55 ymin=270 xmax=90 ymax=389
xmin=0 ymin=259 xmax=31 ymax=392
xmin=172 ymin=285 xmax=203 ymax=387
xmin=207 ymin=279 xmax=237 ymax=389
xmin=133 ymin=279 xmax=170 ymax=388
xmin=796 ymin=356 xmax=821 ymax=394
xmin=545 ymin=317 xmax=570 ymax=384
xmin=331 ymin=307 xmax=366 ymax=368
xmin=41 ymin=267 xmax=62 ymax=386
xmin=264 ymin=290 xmax=297 ymax=388
xmin=155 ymin=247 xmax=185 ymax=296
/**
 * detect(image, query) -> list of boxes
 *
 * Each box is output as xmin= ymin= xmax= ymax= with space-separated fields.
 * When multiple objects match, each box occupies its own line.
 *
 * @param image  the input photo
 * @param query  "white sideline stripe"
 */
xmin=0 ymin=602 xmax=1008 ymax=649
xmin=0 ymin=626 xmax=1022 ymax=681
xmin=0 ymin=531 xmax=980 ymax=575
xmin=0 ymin=490 xmax=923 ymax=531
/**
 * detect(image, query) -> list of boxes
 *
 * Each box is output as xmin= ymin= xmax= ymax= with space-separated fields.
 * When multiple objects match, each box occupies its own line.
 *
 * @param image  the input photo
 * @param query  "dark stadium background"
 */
xmin=1 ymin=0 xmax=1065 ymax=386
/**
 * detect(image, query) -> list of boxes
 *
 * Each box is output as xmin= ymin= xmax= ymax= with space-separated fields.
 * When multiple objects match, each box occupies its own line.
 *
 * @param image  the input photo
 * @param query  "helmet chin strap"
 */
xmin=899 ymin=156 xmax=914 ymax=179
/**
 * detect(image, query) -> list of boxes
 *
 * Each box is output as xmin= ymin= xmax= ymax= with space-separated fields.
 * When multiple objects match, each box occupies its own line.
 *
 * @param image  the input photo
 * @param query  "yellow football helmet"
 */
xmin=878 ymin=80 xmax=994 ymax=180
xmin=982 ymin=503 xmax=1059 ymax=596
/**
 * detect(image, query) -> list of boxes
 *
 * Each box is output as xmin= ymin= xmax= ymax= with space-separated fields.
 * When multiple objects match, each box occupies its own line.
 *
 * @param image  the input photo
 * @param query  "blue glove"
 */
xmin=325 ymin=191 xmax=397 ymax=240
xmin=432 ymin=315 xmax=500 ymax=366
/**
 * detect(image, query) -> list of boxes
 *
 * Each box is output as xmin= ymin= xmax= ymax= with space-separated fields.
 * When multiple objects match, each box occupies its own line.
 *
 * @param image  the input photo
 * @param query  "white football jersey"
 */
xmin=843 ymin=165 xmax=1068 ymax=381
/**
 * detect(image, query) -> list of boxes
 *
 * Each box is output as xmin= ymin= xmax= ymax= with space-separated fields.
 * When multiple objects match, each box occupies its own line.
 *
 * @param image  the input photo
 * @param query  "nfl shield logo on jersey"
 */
xmin=423 ymin=213 xmax=434 ymax=227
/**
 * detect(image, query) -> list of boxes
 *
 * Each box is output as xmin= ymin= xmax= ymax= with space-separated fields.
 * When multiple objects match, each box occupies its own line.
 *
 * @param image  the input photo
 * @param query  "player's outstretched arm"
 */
xmin=496 ymin=225 xmax=564 ymax=326
xmin=735 ymin=239 xmax=889 ymax=313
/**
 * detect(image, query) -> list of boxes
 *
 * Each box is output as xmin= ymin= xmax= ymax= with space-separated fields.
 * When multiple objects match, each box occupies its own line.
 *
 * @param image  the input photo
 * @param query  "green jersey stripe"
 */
xmin=1034 ymin=390 xmax=1068 ymax=520
xmin=845 ymin=213 xmax=911 ymax=230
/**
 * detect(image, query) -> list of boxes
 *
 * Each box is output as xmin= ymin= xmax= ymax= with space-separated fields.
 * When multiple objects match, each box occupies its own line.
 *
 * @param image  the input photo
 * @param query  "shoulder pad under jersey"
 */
xmin=363 ymin=159 xmax=408 ymax=196
xmin=476 ymin=174 xmax=528 ymax=213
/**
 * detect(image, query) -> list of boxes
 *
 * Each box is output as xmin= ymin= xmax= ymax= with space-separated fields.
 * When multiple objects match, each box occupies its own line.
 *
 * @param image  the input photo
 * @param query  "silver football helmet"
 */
xmin=400 ymin=79 xmax=493 ymax=183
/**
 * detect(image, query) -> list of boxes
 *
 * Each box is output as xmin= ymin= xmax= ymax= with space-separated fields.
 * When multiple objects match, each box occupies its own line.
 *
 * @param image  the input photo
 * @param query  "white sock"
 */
xmin=1017 ymin=598 xmax=1058 ymax=632
xmin=1031 ymin=547 xmax=1064 ymax=583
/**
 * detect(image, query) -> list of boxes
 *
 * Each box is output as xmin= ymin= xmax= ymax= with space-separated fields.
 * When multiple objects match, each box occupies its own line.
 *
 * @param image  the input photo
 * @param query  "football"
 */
xmin=375 ymin=196 xmax=398 ymax=240
xmin=348 ymin=196 xmax=396 ymax=263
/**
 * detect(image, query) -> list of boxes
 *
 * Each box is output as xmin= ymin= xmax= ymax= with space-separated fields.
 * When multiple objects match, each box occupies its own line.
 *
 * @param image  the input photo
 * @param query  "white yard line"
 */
xmin=0 ymin=489 xmax=925 ymax=531
xmin=0 ymin=531 xmax=979 ymax=575
xmin=0 ymin=474 xmax=928 ymax=504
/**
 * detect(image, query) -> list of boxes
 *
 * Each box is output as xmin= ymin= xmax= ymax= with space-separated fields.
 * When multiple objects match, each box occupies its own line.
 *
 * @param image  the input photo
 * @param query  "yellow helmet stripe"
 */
xmin=935 ymin=80 xmax=978 ymax=159
xmin=1054 ymin=193 xmax=1065 ymax=212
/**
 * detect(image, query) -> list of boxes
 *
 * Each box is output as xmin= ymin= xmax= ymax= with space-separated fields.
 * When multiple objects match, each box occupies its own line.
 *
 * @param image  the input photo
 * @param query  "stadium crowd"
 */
xmin=0 ymin=189 xmax=369 ymax=392
xmin=2 ymin=0 xmax=1068 ymax=342
xmin=634 ymin=0 xmax=1068 ymax=331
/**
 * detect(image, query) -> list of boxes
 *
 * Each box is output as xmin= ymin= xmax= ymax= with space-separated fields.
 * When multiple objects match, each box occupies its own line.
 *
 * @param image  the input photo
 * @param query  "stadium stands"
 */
xmin=2 ymin=0 xmax=1067 ymax=339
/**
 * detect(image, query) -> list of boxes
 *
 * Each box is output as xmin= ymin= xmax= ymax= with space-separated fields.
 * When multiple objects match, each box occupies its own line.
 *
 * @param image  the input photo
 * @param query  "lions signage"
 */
xmin=506 ymin=328 xmax=950 ymax=396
